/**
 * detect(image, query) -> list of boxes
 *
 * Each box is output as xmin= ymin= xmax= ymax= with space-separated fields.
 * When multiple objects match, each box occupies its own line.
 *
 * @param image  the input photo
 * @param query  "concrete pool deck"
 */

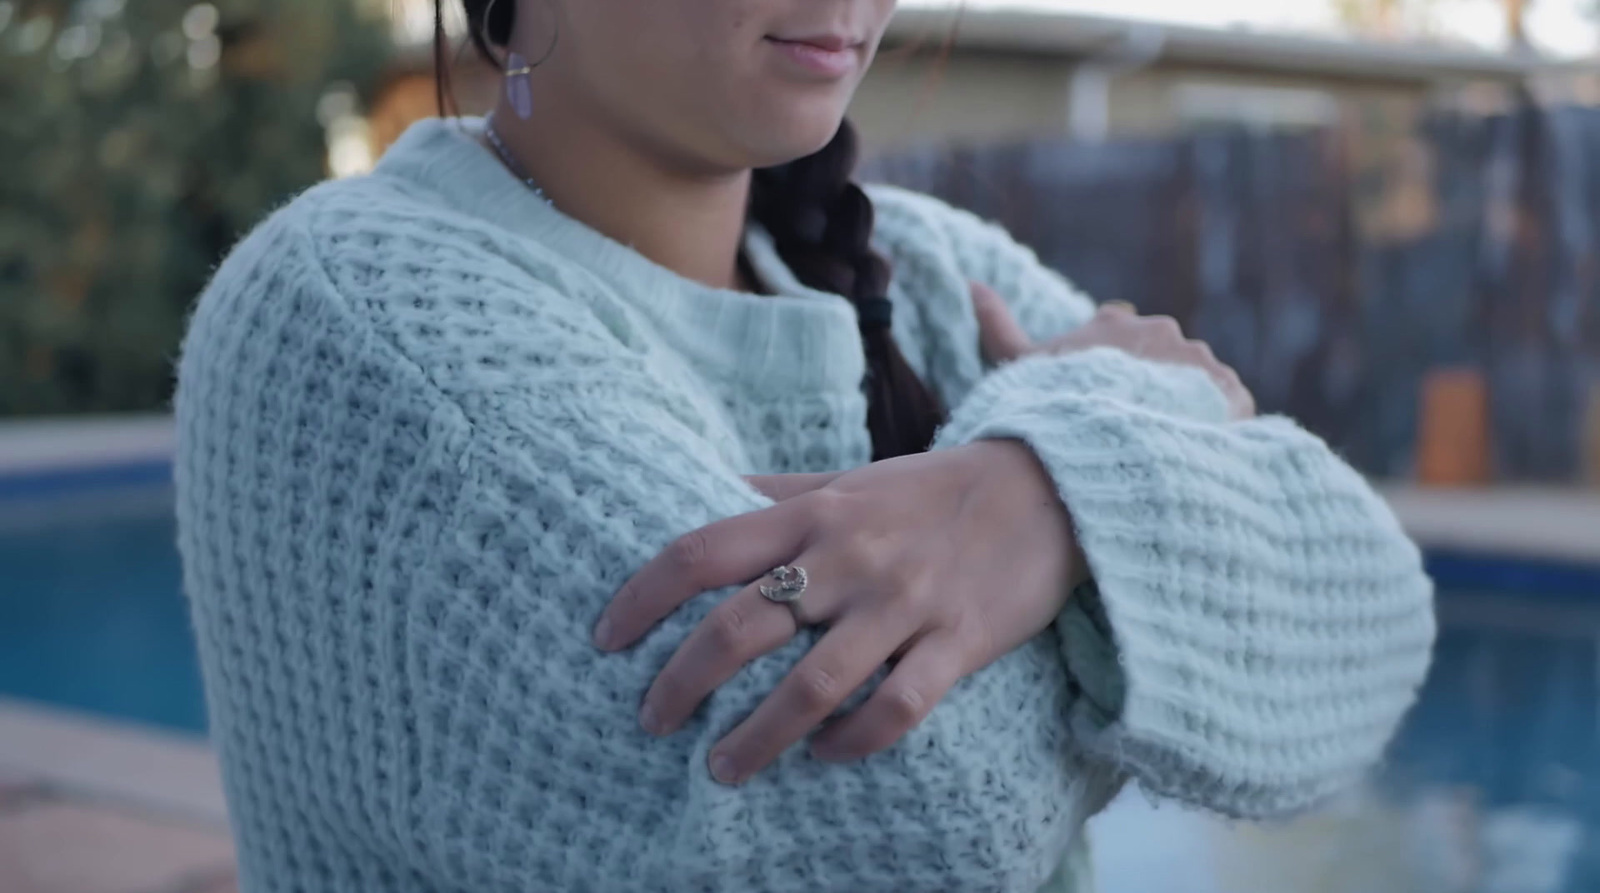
xmin=0 ymin=700 xmax=235 ymax=893
xmin=2 ymin=413 xmax=1598 ymax=892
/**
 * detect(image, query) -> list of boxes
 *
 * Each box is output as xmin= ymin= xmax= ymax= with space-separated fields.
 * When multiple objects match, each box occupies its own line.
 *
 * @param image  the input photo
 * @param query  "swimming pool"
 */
xmin=0 ymin=485 xmax=204 ymax=733
xmin=4 ymin=483 xmax=1600 ymax=890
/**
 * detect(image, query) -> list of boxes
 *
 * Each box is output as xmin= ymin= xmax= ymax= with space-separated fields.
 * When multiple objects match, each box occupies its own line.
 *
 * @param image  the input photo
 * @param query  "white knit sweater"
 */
xmin=173 ymin=117 xmax=1436 ymax=893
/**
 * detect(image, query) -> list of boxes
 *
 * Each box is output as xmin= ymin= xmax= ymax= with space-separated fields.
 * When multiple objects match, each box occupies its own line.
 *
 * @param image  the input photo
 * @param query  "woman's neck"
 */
xmin=486 ymin=98 xmax=755 ymax=292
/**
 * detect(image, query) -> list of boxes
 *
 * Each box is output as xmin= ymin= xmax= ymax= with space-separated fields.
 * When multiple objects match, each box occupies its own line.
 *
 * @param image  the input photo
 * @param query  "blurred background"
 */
xmin=2 ymin=1 xmax=1598 ymax=891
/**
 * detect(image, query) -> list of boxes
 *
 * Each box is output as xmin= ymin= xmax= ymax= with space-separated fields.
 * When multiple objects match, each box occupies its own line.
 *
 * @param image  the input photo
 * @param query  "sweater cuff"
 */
xmin=931 ymin=350 xmax=1233 ymax=770
xmin=937 ymin=348 xmax=1230 ymax=450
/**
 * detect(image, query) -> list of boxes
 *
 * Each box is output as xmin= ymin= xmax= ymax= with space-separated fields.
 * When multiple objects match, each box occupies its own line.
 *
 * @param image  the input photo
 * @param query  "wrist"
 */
xmin=956 ymin=439 xmax=1091 ymax=589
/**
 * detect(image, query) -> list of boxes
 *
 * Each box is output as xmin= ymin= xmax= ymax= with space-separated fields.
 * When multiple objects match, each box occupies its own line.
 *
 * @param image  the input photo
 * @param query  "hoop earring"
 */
xmin=482 ymin=0 xmax=560 ymax=121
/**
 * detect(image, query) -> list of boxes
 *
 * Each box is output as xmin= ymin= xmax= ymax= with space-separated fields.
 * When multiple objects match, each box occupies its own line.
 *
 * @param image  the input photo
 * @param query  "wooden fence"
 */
xmin=865 ymin=100 xmax=1600 ymax=483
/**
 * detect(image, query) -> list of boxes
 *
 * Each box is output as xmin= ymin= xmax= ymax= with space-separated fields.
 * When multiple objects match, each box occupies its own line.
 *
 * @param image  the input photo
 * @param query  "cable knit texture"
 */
xmin=174 ymin=118 xmax=1435 ymax=893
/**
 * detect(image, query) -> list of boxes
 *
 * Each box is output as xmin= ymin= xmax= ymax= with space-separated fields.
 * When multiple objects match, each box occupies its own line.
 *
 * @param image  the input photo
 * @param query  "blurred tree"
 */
xmin=0 ymin=0 xmax=392 ymax=417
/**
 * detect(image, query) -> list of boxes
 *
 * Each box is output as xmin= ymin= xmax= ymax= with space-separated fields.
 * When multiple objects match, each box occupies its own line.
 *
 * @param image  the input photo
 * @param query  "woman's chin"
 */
xmin=739 ymin=109 xmax=854 ymax=168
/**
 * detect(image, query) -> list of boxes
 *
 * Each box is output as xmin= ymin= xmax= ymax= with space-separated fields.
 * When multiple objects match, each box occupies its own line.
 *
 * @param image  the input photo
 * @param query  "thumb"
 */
xmin=744 ymin=471 xmax=846 ymax=502
xmin=970 ymin=281 xmax=1033 ymax=366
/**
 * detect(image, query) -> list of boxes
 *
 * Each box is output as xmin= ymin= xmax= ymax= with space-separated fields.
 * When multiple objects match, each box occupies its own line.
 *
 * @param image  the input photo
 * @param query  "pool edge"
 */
xmin=0 ymin=697 xmax=227 ymax=829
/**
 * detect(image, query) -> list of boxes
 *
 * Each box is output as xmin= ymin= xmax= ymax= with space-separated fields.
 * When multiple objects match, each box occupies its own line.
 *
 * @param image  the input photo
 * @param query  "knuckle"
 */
xmin=1099 ymin=313 xmax=1134 ymax=335
xmin=666 ymin=529 xmax=711 ymax=574
xmin=705 ymin=604 xmax=751 ymax=657
xmin=958 ymin=610 xmax=998 ymax=663
xmin=887 ymin=573 xmax=931 ymax=611
xmin=799 ymin=486 xmax=848 ymax=525
xmin=793 ymin=666 xmax=842 ymax=712
xmin=1148 ymin=315 xmax=1183 ymax=338
xmin=1176 ymin=342 xmax=1207 ymax=364
xmin=836 ymin=534 xmax=886 ymax=577
xmin=882 ymin=684 xmax=928 ymax=727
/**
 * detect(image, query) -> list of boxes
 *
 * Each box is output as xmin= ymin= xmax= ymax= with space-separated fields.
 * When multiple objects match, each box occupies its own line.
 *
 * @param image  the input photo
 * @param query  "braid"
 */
xmin=439 ymin=2 xmax=946 ymax=459
xmin=750 ymin=122 xmax=947 ymax=460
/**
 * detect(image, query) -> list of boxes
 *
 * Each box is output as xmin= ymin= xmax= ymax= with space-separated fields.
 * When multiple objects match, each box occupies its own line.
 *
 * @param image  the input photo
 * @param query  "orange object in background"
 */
xmin=1583 ymin=382 xmax=1600 ymax=487
xmin=1417 ymin=367 xmax=1492 ymax=487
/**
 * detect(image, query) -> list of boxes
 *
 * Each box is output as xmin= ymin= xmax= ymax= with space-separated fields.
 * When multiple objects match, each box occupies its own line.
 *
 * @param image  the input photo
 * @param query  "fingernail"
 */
xmin=592 ymin=617 xmax=615 ymax=650
xmin=639 ymin=703 xmax=664 ymax=736
xmin=710 ymin=753 xmax=740 ymax=785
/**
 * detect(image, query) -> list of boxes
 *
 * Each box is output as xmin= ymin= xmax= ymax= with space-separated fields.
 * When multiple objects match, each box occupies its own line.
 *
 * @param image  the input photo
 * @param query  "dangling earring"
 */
xmin=482 ymin=0 xmax=559 ymax=121
xmin=505 ymin=51 xmax=534 ymax=120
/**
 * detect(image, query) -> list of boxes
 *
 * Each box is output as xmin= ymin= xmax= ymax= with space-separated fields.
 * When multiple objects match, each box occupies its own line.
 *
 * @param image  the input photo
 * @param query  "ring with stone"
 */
xmin=759 ymin=565 xmax=809 ymax=616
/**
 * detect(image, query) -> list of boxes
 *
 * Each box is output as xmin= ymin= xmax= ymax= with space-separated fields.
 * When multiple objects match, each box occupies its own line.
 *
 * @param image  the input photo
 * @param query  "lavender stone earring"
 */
xmin=505 ymin=51 xmax=534 ymax=120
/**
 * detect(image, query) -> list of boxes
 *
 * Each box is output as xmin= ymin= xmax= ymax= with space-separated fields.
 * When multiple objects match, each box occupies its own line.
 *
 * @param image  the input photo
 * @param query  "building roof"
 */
xmin=884 ymin=7 xmax=1557 ymax=85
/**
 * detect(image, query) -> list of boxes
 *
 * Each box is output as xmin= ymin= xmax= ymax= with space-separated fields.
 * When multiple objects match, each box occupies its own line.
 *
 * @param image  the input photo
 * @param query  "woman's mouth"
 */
xmin=764 ymin=34 xmax=864 ymax=80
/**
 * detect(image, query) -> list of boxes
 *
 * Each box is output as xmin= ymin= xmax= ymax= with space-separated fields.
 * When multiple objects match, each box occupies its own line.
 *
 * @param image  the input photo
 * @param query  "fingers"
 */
xmin=1139 ymin=314 xmax=1183 ymax=354
xmin=637 ymin=562 xmax=847 ymax=737
xmin=705 ymin=610 xmax=914 ymax=785
xmin=809 ymin=629 xmax=967 ymax=762
xmin=970 ymin=281 xmax=1034 ymax=366
xmin=1055 ymin=305 xmax=1258 ymax=417
xmin=595 ymin=498 xmax=814 ymax=651
xmin=744 ymin=472 xmax=845 ymax=502
xmin=1220 ymin=367 xmax=1257 ymax=419
xmin=1176 ymin=339 xmax=1256 ymax=420
xmin=1184 ymin=342 xmax=1255 ymax=418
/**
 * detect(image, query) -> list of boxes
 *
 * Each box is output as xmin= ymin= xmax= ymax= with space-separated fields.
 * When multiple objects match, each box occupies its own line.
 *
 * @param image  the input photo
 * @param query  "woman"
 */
xmin=173 ymin=0 xmax=1436 ymax=890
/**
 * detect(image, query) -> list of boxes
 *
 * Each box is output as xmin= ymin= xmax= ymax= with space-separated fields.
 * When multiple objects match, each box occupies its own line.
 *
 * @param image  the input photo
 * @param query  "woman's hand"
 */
xmin=971 ymin=282 xmax=1257 ymax=420
xmin=593 ymin=439 xmax=1088 ymax=785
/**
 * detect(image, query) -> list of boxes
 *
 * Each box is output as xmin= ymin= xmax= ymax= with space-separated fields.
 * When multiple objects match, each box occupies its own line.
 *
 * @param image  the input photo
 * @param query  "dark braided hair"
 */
xmin=438 ymin=0 xmax=947 ymax=460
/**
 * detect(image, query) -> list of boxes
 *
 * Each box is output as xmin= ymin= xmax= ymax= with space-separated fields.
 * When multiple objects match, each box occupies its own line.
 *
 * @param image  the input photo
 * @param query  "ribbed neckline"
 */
xmin=372 ymin=117 xmax=867 ymax=396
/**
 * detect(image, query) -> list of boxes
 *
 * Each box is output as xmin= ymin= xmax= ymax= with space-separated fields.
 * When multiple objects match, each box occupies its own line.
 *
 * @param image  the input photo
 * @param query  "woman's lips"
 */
xmin=764 ymin=35 xmax=863 ymax=79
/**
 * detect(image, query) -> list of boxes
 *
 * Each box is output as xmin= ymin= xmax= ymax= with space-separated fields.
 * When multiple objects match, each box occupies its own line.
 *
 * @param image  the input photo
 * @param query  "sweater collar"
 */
xmin=372 ymin=117 xmax=866 ymax=396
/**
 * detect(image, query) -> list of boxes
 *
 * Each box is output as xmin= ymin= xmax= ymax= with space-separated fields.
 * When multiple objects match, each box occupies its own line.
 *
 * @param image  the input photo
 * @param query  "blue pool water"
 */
xmin=3 ymin=485 xmax=1600 ymax=888
xmin=0 ymin=493 xmax=205 ymax=732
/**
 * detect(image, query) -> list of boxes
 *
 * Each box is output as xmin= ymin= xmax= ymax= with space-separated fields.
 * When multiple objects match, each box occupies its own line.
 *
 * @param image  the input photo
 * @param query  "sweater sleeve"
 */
xmin=176 ymin=209 xmax=1122 ymax=893
xmin=931 ymin=350 xmax=1435 ymax=818
xmin=878 ymin=188 xmax=1437 ymax=819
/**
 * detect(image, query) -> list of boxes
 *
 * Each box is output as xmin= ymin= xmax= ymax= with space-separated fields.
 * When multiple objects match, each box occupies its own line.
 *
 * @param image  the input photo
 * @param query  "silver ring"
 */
xmin=759 ymin=565 xmax=808 ymax=609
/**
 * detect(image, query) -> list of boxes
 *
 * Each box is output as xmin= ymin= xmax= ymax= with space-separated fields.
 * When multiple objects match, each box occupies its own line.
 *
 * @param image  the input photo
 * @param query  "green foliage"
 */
xmin=0 ymin=0 xmax=392 ymax=416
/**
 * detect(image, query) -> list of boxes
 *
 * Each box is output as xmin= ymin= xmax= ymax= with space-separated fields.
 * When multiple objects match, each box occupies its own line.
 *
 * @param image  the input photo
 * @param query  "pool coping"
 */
xmin=1380 ymin=485 xmax=1600 ymax=567
xmin=0 ymin=697 xmax=228 ymax=828
xmin=0 ymin=414 xmax=174 ymax=473
xmin=3 ymin=414 xmax=1597 ymax=562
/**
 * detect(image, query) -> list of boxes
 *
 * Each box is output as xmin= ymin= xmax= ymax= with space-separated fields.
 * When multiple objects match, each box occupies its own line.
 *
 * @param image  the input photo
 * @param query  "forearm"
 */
xmin=936 ymin=350 xmax=1436 ymax=819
